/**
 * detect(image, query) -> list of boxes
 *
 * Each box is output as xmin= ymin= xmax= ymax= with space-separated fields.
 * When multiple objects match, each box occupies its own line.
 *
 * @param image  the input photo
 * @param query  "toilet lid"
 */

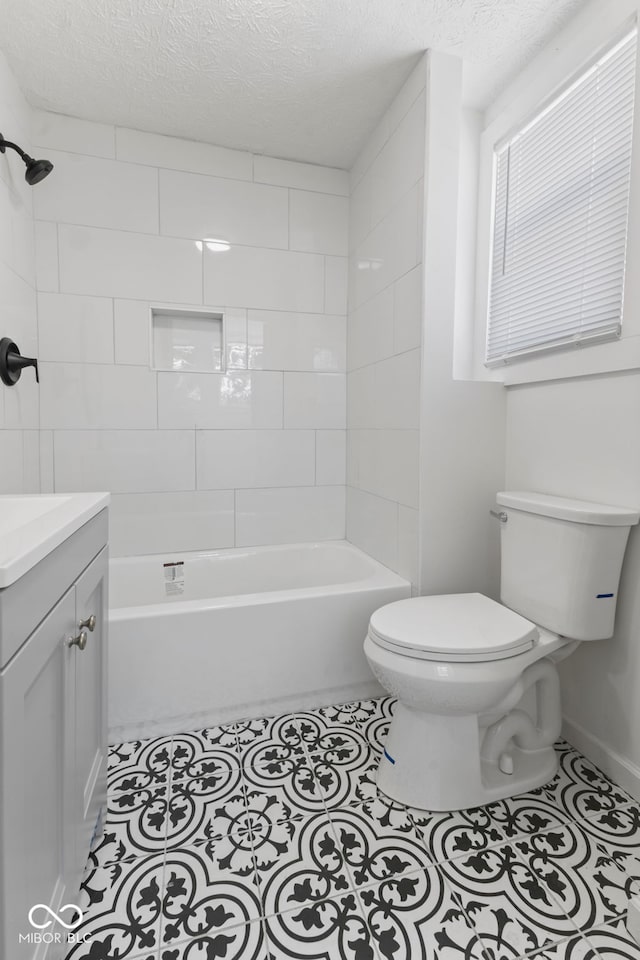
xmin=368 ymin=593 xmax=538 ymax=662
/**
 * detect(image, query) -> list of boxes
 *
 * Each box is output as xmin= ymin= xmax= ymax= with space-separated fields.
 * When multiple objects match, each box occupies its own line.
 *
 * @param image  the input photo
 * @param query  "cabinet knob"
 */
xmin=68 ymin=631 xmax=88 ymax=651
xmin=79 ymin=614 xmax=96 ymax=632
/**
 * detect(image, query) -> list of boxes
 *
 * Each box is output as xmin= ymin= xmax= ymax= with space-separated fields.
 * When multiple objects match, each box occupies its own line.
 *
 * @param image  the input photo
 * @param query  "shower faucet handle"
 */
xmin=0 ymin=338 xmax=39 ymax=385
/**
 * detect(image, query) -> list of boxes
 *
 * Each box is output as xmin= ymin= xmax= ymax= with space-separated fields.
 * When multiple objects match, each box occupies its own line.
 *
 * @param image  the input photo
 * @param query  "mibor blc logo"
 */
xmin=18 ymin=903 xmax=91 ymax=946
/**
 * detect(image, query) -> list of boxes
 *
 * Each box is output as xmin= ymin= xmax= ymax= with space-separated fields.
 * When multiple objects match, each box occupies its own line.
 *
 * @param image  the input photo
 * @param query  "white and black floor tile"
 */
xmin=255 ymin=811 xmax=352 ymax=918
xmin=64 ymin=854 xmax=166 ymax=959
xmin=265 ymin=892 xmax=377 ymax=960
xmin=69 ymin=698 xmax=640 ymax=960
xmin=438 ymin=844 xmax=584 ymax=958
xmin=328 ymin=803 xmax=434 ymax=889
xmin=516 ymin=823 xmax=635 ymax=932
xmin=409 ymin=803 xmax=510 ymax=864
xmin=359 ymin=866 xmax=486 ymax=960
xmin=158 ymin=844 xmax=262 ymax=951
xmin=89 ymin=781 xmax=170 ymax=865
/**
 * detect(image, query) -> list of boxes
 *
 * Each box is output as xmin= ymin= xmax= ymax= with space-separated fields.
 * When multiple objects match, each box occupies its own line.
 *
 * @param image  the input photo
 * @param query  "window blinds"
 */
xmin=486 ymin=29 xmax=637 ymax=365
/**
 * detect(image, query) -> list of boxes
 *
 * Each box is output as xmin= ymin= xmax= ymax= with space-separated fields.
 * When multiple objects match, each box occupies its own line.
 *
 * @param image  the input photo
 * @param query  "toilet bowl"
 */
xmin=364 ymin=492 xmax=639 ymax=812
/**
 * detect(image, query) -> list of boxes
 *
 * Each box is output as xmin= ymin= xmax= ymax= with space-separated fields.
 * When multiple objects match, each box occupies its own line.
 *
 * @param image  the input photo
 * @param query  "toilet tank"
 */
xmin=496 ymin=491 xmax=639 ymax=641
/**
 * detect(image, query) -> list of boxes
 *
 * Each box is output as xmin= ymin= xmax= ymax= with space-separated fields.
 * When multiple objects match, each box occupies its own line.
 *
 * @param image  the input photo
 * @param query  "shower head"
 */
xmin=0 ymin=133 xmax=53 ymax=185
xmin=24 ymin=156 xmax=54 ymax=185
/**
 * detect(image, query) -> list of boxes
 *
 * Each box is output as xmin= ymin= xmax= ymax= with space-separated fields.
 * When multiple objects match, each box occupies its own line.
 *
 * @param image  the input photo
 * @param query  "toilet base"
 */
xmin=376 ymin=702 xmax=558 ymax=811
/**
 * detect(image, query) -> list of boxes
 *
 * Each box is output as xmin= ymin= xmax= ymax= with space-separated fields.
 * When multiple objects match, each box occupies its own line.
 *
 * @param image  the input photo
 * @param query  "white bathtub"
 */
xmin=108 ymin=540 xmax=410 ymax=741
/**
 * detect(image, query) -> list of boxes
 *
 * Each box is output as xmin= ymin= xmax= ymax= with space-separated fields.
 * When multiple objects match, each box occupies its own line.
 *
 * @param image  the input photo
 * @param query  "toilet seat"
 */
xmin=368 ymin=592 xmax=538 ymax=663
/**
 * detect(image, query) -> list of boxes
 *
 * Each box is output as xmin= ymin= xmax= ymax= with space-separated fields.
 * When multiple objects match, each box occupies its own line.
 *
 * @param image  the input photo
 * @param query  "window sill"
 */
xmin=494 ymin=335 xmax=640 ymax=386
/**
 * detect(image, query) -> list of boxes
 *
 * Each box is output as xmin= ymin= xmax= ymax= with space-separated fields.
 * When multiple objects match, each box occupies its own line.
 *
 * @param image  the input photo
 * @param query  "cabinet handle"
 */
xmin=79 ymin=614 xmax=97 ymax=632
xmin=68 ymin=631 xmax=88 ymax=651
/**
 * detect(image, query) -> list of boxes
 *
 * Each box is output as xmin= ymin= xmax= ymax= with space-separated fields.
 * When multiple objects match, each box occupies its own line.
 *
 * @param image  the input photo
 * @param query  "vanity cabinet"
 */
xmin=0 ymin=510 xmax=108 ymax=960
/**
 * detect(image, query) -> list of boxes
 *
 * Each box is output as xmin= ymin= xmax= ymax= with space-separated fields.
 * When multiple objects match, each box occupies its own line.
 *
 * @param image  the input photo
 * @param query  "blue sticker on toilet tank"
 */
xmin=383 ymin=748 xmax=396 ymax=765
xmin=596 ymin=593 xmax=614 ymax=598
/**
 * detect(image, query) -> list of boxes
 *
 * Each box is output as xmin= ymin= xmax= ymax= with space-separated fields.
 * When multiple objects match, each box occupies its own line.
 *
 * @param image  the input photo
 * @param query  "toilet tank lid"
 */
xmin=496 ymin=491 xmax=640 ymax=526
xmin=368 ymin=593 xmax=538 ymax=660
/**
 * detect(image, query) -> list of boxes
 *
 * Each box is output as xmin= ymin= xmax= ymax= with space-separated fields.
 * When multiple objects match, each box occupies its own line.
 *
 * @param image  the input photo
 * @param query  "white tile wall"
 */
xmin=284 ymin=373 xmax=346 ymax=429
xmin=33 ymin=110 xmax=115 ymax=158
xmin=53 ymin=430 xmax=195 ymax=493
xmin=236 ymin=486 xmax=345 ymax=547
xmin=159 ymin=170 xmax=289 ymax=248
xmin=157 ymin=372 xmax=282 ymax=429
xmin=38 ymin=292 xmax=114 ymax=363
xmin=325 ymin=256 xmax=348 ymax=315
xmin=346 ymin=60 xmax=426 ymax=588
xmin=254 ymin=156 xmax=348 ymax=195
xmin=40 ymin=363 xmax=157 ymax=429
xmin=204 ymin=245 xmax=325 ymax=313
xmin=316 ymin=431 xmax=346 ymax=485
xmin=34 ymin=151 xmax=159 ymax=233
xmin=289 ymin=191 xmax=349 ymax=255
xmin=115 ymin=127 xmax=253 ymax=180
xmin=109 ymin=491 xmax=235 ymax=556
xmin=0 ymin=52 xmax=40 ymax=492
xmin=247 ymin=311 xmax=346 ymax=372
xmin=58 ymin=225 xmax=202 ymax=302
xmin=196 ymin=430 xmax=315 ymax=489
xmin=34 ymin=221 xmax=58 ymax=292
xmin=31 ymin=111 xmax=348 ymax=553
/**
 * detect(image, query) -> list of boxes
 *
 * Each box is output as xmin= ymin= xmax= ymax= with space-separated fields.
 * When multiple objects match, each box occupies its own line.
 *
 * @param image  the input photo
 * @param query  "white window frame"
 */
xmin=471 ymin=0 xmax=640 ymax=386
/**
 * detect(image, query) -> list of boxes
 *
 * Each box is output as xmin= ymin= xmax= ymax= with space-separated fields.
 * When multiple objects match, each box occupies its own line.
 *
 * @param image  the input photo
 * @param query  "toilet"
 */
xmin=364 ymin=491 xmax=639 ymax=812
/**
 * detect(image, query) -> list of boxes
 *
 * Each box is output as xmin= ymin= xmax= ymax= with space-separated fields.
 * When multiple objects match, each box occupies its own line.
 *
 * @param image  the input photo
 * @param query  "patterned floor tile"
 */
xmin=169 ymin=729 xmax=242 ymax=782
xmin=409 ymin=803 xmax=509 ymax=864
xmin=311 ymin=746 xmax=383 ymax=810
xmin=574 ymin=805 xmax=640 ymax=884
xmin=358 ymin=865 xmax=486 ymax=960
xmin=242 ymin=754 xmax=327 ymax=816
xmin=583 ymin=918 xmax=640 ymax=959
xmin=93 ymin=704 xmax=640 ymax=960
xmin=555 ymin=749 xmax=634 ymax=821
xmin=63 ymin=854 xmax=165 ymax=959
xmin=439 ymin=844 xmax=582 ymax=958
xmin=353 ymin=697 xmax=397 ymax=755
xmin=158 ymin=920 xmax=268 ymax=959
xmin=89 ymin=782 xmax=169 ymax=865
xmin=311 ymin=699 xmax=385 ymax=729
xmin=255 ymin=812 xmax=353 ymax=919
xmin=517 ymin=823 xmax=635 ymax=932
xmin=108 ymin=736 xmax=173 ymax=792
xmin=530 ymin=933 xmax=596 ymax=960
xmin=328 ymin=803 xmax=434 ymax=889
xmin=165 ymin=766 xmax=245 ymax=847
xmin=296 ymin=708 xmax=370 ymax=757
xmin=159 ymin=843 xmax=262 ymax=950
xmin=265 ymin=892 xmax=377 ymax=960
xmin=235 ymin=713 xmax=307 ymax=769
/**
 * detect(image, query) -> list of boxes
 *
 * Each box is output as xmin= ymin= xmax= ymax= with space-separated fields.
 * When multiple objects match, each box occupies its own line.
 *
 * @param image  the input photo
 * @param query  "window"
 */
xmin=485 ymin=29 xmax=637 ymax=366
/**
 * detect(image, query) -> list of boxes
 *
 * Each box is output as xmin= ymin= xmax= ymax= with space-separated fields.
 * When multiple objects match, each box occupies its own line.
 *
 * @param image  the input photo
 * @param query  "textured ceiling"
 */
xmin=0 ymin=0 xmax=587 ymax=168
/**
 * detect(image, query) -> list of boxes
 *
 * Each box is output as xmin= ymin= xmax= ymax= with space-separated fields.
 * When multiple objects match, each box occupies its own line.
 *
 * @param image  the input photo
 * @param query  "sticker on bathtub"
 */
xmin=163 ymin=561 xmax=185 ymax=596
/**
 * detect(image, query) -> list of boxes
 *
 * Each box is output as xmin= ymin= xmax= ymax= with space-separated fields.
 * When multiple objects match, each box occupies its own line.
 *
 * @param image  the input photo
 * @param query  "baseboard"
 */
xmin=562 ymin=715 xmax=640 ymax=803
xmin=109 ymin=679 xmax=385 ymax=744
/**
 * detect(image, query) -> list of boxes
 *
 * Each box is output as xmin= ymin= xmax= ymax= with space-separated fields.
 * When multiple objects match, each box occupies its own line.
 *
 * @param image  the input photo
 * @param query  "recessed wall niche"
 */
xmin=151 ymin=307 xmax=224 ymax=373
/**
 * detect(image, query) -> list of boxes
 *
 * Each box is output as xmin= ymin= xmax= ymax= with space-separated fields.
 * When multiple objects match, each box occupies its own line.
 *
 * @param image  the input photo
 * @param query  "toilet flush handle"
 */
xmin=490 ymin=509 xmax=508 ymax=523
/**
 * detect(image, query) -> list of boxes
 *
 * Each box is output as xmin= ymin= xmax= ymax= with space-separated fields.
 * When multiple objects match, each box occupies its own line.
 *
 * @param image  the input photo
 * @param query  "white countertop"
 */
xmin=0 ymin=493 xmax=110 ymax=588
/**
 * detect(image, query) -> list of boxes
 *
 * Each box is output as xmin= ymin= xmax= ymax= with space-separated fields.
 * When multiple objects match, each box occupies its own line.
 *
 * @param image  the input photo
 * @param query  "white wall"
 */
xmin=419 ymin=54 xmax=505 ymax=599
xmin=346 ymin=59 xmax=426 ymax=588
xmin=496 ymin=0 xmax=640 ymax=796
xmin=31 ymin=111 xmax=349 ymax=556
xmin=506 ymin=373 xmax=640 ymax=793
xmin=0 ymin=52 xmax=39 ymax=493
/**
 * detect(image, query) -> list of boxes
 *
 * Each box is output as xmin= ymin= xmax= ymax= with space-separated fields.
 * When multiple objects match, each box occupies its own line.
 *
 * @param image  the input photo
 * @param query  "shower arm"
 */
xmin=0 ymin=136 xmax=28 ymax=160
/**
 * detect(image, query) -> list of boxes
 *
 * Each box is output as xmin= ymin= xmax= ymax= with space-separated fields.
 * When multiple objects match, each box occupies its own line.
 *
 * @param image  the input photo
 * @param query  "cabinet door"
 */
xmin=72 ymin=547 xmax=108 ymax=889
xmin=0 ymin=589 xmax=76 ymax=960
